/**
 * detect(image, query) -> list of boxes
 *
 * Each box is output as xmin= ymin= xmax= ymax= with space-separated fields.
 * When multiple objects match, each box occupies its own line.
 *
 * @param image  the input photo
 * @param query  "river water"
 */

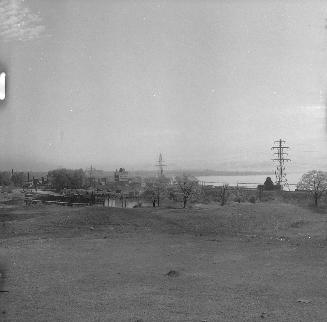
xmin=196 ymin=172 xmax=303 ymax=190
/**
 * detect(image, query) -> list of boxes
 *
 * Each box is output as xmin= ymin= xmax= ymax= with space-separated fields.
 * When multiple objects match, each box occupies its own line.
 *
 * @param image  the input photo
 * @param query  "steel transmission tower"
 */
xmin=155 ymin=153 xmax=167 ymax=177
xmin=271 ymin=139 xmax=291 ymax=190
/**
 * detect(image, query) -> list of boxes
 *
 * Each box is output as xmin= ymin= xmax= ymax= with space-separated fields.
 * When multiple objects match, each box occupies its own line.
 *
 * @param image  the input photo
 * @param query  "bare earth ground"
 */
xmin=1 ymin=202 xmax=327 ymax=321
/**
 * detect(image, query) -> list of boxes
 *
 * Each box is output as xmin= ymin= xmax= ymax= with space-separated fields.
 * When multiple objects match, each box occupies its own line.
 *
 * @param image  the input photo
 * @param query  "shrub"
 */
xmin=249 ymin=196 xmax=256 ymax=203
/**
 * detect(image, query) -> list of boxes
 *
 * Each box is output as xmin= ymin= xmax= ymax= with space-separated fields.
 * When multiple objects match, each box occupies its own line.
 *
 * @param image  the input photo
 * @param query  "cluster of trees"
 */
xmin=142 ymin=175 xmax=264 ymax=208
xmin=0 ymin=172 xmax=11 ymax=186
xmin=47 ymin=168 xmax=86 ymax=191
xmin=147 ymin=170 xmax=327 ymax=208
xmin=0 ymin=171 xmax=26 ymax=187
xmin=142 ymin=176 xmax=170 ymax=207
xmin=11 ymin=172 xmax=26 ymax=187
xmin=143 ymin=175 xmax=201 ymax=208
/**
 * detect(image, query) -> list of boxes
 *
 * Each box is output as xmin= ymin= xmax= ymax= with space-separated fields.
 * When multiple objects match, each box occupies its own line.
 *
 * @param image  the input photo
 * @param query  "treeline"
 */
xmin=0 ymin=171 xmax=26 ymax=187
xmin=0 ymin=168 xmax=87 ymax=191
xmin=48 ymin=168 xmax=85 ymax=191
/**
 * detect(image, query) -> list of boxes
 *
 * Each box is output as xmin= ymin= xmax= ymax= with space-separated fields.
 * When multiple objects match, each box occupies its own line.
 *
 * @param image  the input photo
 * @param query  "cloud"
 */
xmin=0 ymin=0 xmax=45 ymax=42
xmin=300 ymin=105 xmax=324 ymax=110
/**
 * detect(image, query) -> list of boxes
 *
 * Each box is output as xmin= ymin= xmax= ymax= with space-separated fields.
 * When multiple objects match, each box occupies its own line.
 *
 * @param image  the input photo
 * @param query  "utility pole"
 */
xmin=89 ymin=165 xmax=93 ymax=188
xmin=271 ymin=139 xmax=291 ymax=190
xmin=86 ymin=165 xmax=95 ymax=188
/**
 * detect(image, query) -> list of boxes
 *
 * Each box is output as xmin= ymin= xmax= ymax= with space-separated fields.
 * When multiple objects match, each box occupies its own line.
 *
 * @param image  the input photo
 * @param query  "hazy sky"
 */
xmin=0 ymin=0 xmax=327 ymax=172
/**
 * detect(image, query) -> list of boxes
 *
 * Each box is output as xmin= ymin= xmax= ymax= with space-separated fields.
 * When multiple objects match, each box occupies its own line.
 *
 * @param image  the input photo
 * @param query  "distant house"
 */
xmin=114 ymin=168 xmax=129 ymax=182
xmin=97 ymin=177 xmax=107 ymax=185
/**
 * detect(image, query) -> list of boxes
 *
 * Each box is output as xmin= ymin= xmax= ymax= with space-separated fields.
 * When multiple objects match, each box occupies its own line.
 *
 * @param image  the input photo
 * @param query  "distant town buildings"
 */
xmin=114 ymin=168 xmax=129 ymax=182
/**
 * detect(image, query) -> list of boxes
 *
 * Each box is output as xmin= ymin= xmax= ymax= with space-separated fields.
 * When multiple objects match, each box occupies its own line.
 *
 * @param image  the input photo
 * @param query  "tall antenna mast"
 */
xmin=155 ymin=153 xmax=167 ymax=177
xmin=271 ymin=139 xmax=291 ymax=190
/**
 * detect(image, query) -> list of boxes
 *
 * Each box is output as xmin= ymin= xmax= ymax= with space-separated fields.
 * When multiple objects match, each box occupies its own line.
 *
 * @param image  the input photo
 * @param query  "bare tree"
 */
xmin=297 ymin=170 xmax=327 ymax=207
xmin=233 ymin=185 xmax=242 ymax=203
xmin=175 ymin=175 xmax=199 ymax=208
xmin=11 ymin=172 xmax=26 ymax=187
xmin=143 ymin=176 xmax=169 ymax=207
xmin=219 ymin=184 xmax=229 ymax=206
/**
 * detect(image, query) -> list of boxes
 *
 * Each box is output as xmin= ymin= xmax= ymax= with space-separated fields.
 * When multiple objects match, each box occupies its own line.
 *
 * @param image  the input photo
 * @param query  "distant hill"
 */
xmin=129 ymin=169 xmax=273 ymax=177
xmin=4 ymin=168 xmax=273 ymax=179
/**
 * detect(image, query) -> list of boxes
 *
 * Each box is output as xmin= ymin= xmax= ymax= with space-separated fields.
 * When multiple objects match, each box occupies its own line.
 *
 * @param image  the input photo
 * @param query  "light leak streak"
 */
xmin=0 ymin=72 xmax=5 ymax=100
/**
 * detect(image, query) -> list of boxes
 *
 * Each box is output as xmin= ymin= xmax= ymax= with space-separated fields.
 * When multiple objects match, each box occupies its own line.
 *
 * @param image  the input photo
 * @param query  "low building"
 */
xmin=114 ymin=168 xmax=129 ymax=182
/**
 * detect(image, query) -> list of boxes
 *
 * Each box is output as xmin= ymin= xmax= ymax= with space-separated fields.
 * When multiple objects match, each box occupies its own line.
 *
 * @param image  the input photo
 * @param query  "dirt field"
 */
xmin=1 ymin=202 xmax=327 ymax=321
